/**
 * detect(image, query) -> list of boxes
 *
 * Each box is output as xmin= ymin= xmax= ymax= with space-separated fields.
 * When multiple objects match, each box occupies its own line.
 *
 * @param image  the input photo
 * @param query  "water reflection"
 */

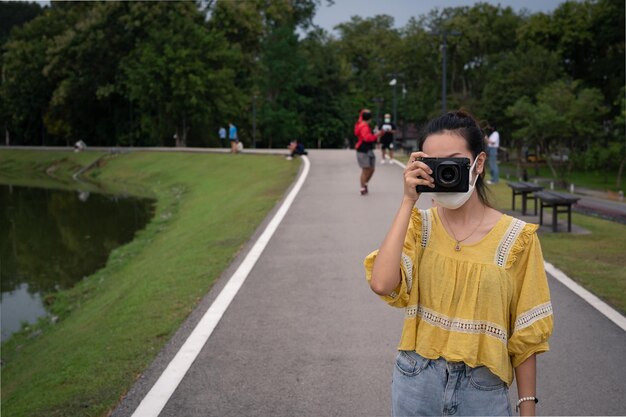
xmin=1 ymin=283 xmax=48 ymax=340
xmin=0 ymin=185 xmax=155 ymax=341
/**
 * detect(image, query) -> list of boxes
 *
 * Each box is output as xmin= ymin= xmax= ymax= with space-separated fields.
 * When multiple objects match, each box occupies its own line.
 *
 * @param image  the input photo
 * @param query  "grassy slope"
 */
xmin=0 ymin=150 xmax=107 ymax=190
xmin=1 ymin=150 xmax=300 ymax=417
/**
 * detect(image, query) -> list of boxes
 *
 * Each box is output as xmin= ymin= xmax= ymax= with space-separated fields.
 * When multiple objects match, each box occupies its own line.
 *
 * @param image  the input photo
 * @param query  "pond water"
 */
xmin=0 ymin=184 xmax=155 ymax=341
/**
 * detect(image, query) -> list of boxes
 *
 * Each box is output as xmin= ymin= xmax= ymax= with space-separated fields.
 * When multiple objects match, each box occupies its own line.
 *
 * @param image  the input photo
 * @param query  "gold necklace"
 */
xmin=441 ymin=207 xmax=486 ymax=251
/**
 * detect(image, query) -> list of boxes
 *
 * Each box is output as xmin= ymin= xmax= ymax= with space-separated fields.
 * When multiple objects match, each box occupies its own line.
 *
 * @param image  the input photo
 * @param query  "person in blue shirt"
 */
xmin=229 ymin=123 xmax=239 ymax=153
xmin=218 ymin=126 xmax=226 ymax=146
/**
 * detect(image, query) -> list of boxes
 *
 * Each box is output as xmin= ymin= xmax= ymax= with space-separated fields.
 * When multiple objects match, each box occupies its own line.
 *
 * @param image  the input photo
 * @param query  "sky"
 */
xmin=313 ymin=0 xmax=569 ymax=34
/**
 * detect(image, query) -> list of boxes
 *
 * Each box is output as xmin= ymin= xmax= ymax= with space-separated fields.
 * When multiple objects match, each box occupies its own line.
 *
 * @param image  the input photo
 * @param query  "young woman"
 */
xmin=355 ymin=109 xmax=384 ymax=195
xmin=365 ymin=111 xmax=553 ymax=416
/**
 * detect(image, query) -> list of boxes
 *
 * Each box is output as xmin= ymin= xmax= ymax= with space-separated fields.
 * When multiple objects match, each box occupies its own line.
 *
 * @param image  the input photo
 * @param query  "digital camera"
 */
xmin=415 ymin=157 xmax=471 ymax=193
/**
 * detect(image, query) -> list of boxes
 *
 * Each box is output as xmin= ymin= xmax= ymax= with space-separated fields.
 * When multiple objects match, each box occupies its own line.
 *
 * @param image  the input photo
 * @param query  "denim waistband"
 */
xmin=429 ymin=355 xmax=472 ymax=374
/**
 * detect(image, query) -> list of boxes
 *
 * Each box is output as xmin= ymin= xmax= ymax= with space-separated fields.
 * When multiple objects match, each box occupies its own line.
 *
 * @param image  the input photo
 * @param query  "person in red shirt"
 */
xmin=355 ymin=109 xmax=384 ymax=195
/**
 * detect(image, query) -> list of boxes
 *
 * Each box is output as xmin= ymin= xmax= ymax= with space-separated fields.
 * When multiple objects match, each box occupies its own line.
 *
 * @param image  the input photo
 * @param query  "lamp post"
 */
xmin=387 ymin=72 xmax=404 ymax=125
xmin=402 ymin=83 xmax=407 ymax=143
xmin=389 ymin=78 xmax=397 ymax=126
xmin=252 ymin=93 xmax=257 ymax=148
xmin=433 ymin=30 xmax=460 ymax=114
xmin=372 ymin=97 xmax=384 ymax=127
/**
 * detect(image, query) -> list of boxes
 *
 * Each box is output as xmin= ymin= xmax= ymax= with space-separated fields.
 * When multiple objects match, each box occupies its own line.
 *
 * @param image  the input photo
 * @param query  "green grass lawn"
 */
xmin=487 ymin=180 xmax=626 ymax=314
xmin=499 ymin=162 xmax=625 ymax=194
xmin=0 ymin=149 xmax=300 ymax=417
xmin=396 ymin=154 xmax=625 ymax=313
xmin=0 ymin=150 xmax=108 ymax=191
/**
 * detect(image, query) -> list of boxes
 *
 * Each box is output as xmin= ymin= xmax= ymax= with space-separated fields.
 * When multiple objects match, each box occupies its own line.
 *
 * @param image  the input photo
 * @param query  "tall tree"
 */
xmin=0 ymin=1 xmax=44 ymax=47
xmin=507 ymin=80 xmax=607 ymax=179
xmin=257 ymin=24 xmax=307 ymax=148
xmin=40 ymin=3 xmax=138 ymax=146
xmin=298 ymin=29 xmax=352 ymax=149
xmin=1 ymin=3 xmax=76 ymax=146
xmin=434 ymin=4 xmax=522 ymax=110
xmin=480 ymin=45 xmax=565 ymax=155
xmin=518 ymin=0 xmax=625 ymax=114
xmin=206 ymin=0 xmax=324 ymax=147
xmin=335 ymin=15 xmax=402 ymax=123
xmin=121 ymin=2 xmax=240 ymax=147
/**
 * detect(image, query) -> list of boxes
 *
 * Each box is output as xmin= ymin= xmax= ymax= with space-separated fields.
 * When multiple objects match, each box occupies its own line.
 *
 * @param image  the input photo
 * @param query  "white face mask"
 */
xmin=432 ymin=158 xmax=479 ymax=210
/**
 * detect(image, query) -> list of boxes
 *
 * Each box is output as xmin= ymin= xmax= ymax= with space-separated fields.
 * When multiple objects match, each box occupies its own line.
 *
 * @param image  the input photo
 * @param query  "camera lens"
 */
xmin=436 ymin=162 xmax=461 ymax=188
xmin=440 ymin=166 xmax=457 ymax=183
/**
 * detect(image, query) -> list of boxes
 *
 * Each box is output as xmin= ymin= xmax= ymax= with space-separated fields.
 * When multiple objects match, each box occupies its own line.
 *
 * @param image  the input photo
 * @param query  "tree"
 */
xmin=394 ymin=18 xmax=440 ymax=124
xmin=335 ymin=15 xmax=402 ymax=121
xmin=436 ymin=4 xmax=522 ymax=111
xmin=480 ymin=45 xmax=565 ymax=165
xmin=120 ymin=2 xmax=241 ymax=147
xmin=507 ymin=80 xmax=607 ymax=180
xmin=517 ymin=0 xmax=625 ymax=115
xmin=206 ymin=0 xmax=324 ymax=147
xmin=0 ymin=1 xmax=44 ymax=47
xmin=257 ymin=24 xmax=307 ymax=148
xmin=1 ymin=3 xmax=75 ymax=146
xmin=1 ymin=0 xmax=621 ymax=153
xmin=298 ymin=29 xmax=352 ymax=148
xmin=40 ymin=3 xmax=139 ymax=146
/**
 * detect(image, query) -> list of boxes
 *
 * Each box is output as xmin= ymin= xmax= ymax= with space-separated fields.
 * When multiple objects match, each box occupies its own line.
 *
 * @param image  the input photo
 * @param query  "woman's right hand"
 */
xmin=404 ymin=151 xmax=434 ymax=201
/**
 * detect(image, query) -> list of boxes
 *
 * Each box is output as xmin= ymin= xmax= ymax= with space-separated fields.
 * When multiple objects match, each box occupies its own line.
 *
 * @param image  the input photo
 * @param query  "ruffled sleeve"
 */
xmin=507 ymin=224 xmax=554 ymax=368
xmin=364 ymin=208 xmax=422 ymax=308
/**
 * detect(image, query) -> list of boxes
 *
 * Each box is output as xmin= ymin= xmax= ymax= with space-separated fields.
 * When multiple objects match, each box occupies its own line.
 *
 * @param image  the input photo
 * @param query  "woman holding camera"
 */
xmin=365 ymin=111 xmax=553 ymax=416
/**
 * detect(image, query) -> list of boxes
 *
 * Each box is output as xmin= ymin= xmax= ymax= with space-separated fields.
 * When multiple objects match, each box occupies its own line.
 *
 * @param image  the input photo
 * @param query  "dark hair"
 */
xmin=419 ymin=110 xmax=492 ymax=207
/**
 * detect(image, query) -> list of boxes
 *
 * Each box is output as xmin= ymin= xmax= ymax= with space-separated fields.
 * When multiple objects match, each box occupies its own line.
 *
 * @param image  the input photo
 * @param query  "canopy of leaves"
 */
xmin=1 ymin=0 xmax=623 ymax=158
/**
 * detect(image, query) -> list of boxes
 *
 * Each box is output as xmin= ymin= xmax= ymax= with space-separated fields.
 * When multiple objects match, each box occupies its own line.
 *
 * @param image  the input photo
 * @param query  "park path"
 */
xmin=113 ymin=149 xmax=625 ymax=417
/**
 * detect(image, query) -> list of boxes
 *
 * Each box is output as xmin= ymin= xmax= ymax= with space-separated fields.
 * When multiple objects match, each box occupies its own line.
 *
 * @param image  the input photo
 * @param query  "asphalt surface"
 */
xmin=574 ymin=195 xmax=626 ymax=224
xmin=113 ymin=149 xmax=626 ymax=417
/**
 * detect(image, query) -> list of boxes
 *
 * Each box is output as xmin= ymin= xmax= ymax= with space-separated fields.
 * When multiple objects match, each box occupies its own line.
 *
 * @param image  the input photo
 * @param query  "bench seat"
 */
xmin=534 ymin=191 xmax=581 ymax=232
xmin=507 ymin=181 xmax=544 ymax=215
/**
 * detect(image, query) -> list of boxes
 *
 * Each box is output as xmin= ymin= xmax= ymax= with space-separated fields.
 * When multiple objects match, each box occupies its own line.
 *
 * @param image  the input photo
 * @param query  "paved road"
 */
xmin=574 ymin=195 xmax=626 ymax=224
xmin=114 ymin=149 xmax=625 ymax=417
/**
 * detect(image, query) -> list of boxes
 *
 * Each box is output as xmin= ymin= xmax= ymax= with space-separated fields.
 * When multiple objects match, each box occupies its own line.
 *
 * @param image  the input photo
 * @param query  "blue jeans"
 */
xmin=488 ymin=147 xmax=499 ymax=183
xmin=392 ymin=351 xmax=511 ymax=416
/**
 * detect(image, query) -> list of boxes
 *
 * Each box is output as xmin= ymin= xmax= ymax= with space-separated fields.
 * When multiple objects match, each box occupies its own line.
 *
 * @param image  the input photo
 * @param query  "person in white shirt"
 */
xmin=487 ymin=126 xmax=500 ymax=184
xmin=379 ymin=113 xmax=396 ymax=163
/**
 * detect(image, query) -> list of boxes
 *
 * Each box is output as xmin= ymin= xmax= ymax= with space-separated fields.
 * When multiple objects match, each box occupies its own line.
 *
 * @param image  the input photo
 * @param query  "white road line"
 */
xmin=131 ymin=156 xmax=311 ymax=417
xmin=390 ymin=158 xmax=406 ymax=169
xmin=391 ymin=158 xmax=626 ymax=332
xmin=545 ymin=262 xmax=626 ymax=331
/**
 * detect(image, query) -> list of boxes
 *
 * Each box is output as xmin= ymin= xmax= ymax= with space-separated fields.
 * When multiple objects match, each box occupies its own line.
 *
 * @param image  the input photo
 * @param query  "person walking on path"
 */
xmin=355 ymin=109 xmax=384 ymax=195
xmin=487 ymin=125 xmax=500 ymax=184
xmin=228 ymin=123 xmax=239 ymax=153
xmin=218 ymin=126 xmax=227 ymax=147
xmin=379 ymin=113 xmax=396 ymax=164
xmin=365 ymin=110 xmax=553 ymax=416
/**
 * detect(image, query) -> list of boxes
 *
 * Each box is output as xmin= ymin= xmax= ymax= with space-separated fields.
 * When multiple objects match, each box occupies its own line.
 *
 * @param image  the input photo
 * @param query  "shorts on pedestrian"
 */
xmin=381 ymin=139 xmax=393 ymax=150
xmin=392 ymin=351 xmax=511 ymax=417
xmin=357 ymin=150 xmax=375 ymax=168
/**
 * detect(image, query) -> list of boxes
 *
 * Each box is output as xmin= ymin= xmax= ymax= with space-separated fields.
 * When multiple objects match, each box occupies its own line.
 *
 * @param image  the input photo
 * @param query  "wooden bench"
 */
xmin=507 ymin=181 xmax=544 ymax=215
xmin=534 ymin=191 xmax=581 ymax=232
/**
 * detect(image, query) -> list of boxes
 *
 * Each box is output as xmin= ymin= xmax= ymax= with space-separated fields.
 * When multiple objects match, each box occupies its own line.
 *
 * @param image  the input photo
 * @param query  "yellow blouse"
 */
xmin=365 ymin=208 xmax=553 ymax=385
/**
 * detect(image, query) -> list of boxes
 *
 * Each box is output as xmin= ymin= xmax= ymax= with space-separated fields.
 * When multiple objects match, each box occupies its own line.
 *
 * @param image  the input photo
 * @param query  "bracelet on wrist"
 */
xmin=516 ymin=396 xmax=538 ymax=412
